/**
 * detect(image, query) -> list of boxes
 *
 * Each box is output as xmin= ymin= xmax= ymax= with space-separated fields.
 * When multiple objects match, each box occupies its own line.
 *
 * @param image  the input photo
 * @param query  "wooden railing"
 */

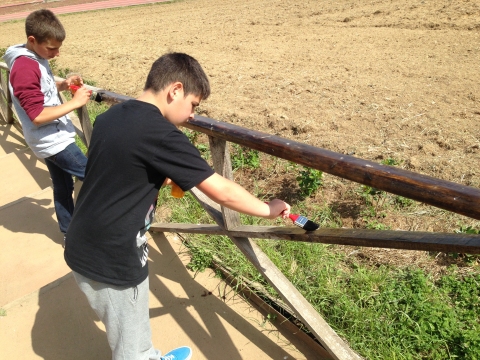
xmin=0 ymin=63 xmax=14 ymax=124
xmin=2 ymin=61 xmax=480 ymax=360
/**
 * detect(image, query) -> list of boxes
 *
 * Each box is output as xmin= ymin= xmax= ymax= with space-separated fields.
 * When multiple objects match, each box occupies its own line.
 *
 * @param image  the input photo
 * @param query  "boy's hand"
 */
xmin=266 ymin=199 xmax=291 ymax=219
xmin=71 ymin=86 xmax=91 ymax=107
xmin=162 ymin=178 xmax=173 ymax=186
xmin=58 ymin=75 xmax=84 ymax=92
xmin=67 ymin=74 xmax=83 ymax=86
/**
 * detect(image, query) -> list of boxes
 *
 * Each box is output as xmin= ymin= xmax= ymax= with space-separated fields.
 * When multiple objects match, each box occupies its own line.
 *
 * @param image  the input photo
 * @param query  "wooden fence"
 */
xmin=2 ymin=62 xmax=480 ymax=360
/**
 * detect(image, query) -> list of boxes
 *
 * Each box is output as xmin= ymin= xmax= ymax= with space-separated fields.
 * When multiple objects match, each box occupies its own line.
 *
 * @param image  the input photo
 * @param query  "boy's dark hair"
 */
xmin=25 ymin=9 xmax=66 ymax=43
xmin=144 ymin=53 xmax=210 ymax=100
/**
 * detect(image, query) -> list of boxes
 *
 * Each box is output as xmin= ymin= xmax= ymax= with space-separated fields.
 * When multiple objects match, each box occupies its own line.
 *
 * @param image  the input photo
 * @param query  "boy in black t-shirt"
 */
xmin=65 ymin=53 xmax=290 ymax=360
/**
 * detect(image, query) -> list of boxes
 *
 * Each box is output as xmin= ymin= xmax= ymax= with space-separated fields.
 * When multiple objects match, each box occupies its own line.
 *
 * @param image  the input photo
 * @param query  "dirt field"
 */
xmin=1 ymin=0 xmax=480 ymax=238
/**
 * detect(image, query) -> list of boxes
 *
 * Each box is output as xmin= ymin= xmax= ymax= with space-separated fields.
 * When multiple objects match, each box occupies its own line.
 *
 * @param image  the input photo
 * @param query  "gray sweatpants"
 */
xmin=73 ymin=271 xmax=161 ymax=360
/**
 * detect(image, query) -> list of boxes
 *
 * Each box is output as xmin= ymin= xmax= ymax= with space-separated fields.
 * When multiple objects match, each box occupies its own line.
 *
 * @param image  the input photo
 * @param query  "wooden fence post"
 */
xmin=77 ymin=105 xmax=93 ymax=148
xmin=0 ymin=67 xmax=15 ymax=124
xmin=208 ymin=136 xmax=241 ymax=229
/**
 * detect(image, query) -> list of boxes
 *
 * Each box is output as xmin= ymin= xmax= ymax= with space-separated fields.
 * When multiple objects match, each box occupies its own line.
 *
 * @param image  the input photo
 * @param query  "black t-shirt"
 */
xmin=64 ymin=100 xmax=214 ymax=286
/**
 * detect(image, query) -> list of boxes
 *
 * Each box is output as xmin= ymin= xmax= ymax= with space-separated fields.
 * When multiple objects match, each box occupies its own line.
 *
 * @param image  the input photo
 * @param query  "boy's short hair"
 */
xmin=144 ymin=53 xmax=210 ymax=100
xmin=25 ymin=9 xmax=66 ymax=43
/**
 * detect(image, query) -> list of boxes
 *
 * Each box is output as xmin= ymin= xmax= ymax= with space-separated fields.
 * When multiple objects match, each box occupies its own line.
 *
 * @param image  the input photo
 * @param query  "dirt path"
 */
xmin=1 ymin=0 xmax=480 ymax=234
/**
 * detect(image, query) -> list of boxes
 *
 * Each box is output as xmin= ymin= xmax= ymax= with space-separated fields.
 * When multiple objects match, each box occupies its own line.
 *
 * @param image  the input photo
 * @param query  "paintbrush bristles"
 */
xmin=303 ymin=220 xmax=320 ymax=231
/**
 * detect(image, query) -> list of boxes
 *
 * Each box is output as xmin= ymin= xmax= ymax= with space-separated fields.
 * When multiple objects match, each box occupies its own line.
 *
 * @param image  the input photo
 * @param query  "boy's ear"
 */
xmin=27 ymin=35 xmax=37 ymax=45
xmin=168 ymin=82 xmax=184 ymax=100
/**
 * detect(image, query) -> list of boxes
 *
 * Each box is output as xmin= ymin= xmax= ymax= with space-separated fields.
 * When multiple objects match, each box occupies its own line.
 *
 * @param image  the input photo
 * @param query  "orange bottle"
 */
xmin=171 ymin=183 xmax=185 ymax=198
xmin=69 ymin=84 xmax=81 ymax=94
xmin=69 ymin=78 xmax=82 ymax=94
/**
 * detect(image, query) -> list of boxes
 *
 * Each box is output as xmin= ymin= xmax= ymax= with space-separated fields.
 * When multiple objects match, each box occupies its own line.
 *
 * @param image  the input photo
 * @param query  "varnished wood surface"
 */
xmin=77 ymin=106 xmax=93 ymax=148
xmin=97 ymin=90 xmax=133 ymax=105
xmin=150 ymin=223 xmax=480 ymax=254
xmin=185 ymin=116 xmax=480 ymax=220
xmin=0 ymin=66 xmax=15 ymax=124
xmin=208 ymin=136 xmax=241 ymax=229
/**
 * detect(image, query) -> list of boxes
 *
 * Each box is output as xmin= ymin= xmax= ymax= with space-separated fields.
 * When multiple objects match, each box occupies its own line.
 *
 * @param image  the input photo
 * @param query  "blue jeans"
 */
xmin=45 ymin=143 xmax=87 ymax=234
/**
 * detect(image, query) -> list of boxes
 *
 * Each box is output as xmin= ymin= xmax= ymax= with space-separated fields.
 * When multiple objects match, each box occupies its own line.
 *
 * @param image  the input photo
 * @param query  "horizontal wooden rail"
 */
xmin=150 ymin=223 xmax=480 ymax=254
xmin=185 ymin=116 xmax=480 ymax=220
xmin=96 ymin=89 xmax=133 ymax=105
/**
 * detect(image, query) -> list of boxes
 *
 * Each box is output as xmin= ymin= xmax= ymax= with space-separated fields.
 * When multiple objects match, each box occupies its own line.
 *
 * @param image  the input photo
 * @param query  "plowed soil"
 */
xmin=1 ymin=0 xmax=480 ymax=253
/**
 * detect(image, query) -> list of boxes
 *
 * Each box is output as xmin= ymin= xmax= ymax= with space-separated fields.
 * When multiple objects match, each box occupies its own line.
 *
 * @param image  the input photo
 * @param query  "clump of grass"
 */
xmin=296 ymin=166 xmax=323 ymax=197
xmin=231 ymin=143 xmax=260 ymax=170
xmin=182 ymin=129 xmax=210 ymax=160
xmin=381 ymin=158 xmax=403 ymax=166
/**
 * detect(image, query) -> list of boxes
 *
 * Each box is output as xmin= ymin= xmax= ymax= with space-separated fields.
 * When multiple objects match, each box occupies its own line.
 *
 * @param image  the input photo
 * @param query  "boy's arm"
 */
xmin=196 ymin=173 xmax=290 ymax=219
xmin=10 ymin=57 xmax=91 ymax=126
xmin=33 ymin=87 xmax=91 ymax=125
xmin=35 ymin=74 xmax=89 ymax=125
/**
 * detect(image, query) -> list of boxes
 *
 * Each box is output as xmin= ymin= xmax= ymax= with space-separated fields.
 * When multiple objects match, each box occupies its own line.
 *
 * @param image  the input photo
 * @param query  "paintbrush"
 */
xmin=265 ymin=202 xmax=319 ymax=231
xmin=288 ymin=213 xmax=320 ymax=231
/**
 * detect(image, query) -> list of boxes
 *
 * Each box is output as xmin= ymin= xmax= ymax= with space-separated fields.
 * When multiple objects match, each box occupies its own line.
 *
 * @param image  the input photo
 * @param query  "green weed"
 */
xmin=196 ymin=144 xmax=210 ymax=160
xmin=359 ymin=185 xmax=384 ymax=206
xmin=54 ymin=65 xmax=73 ymax=79
xmin=394 ymin=195 xmax=414 ymax=209
xmin=285 ymin=161 xmax=298 ymax=172
xmin=456 ymin=225 xmax=480 ymax=235
xmin=381 ymin=158 xmax=402 ymax=166
xmin=49 ymin=59 xmax=59 ymax=75
xmin=184 ymin=241 xmax=213 ymax=276
xmin=72 ymin=95 xmax=110 ymax=154
xmin=183 ymin=129 xmax=200 ymax=144
xmin=365 ymin=220 xmax=390 ymax=230
xmin=358 ymin=186 xmax=386 ymax=219
xmin=261 ymin=313 xmax=278 ymax=327
xmin=231 ymin=143 xmax=260 ymax=170
xmin=182 ymin=129 xmax=210 ymax=159
xmin=296 ymin=166 xmax=323 ymax=197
